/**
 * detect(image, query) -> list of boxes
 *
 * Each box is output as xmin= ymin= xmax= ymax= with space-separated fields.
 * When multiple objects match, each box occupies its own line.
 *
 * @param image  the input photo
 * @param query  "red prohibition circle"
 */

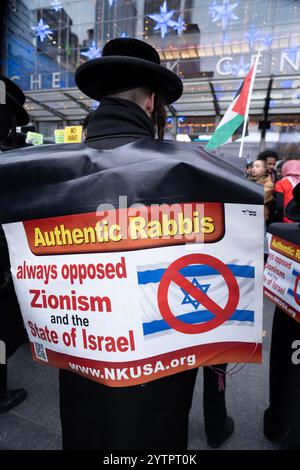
xmin=157 ymin=254 xmax=240 ymax=334
xmin=294 ymin=274 xmax=300 ymax=307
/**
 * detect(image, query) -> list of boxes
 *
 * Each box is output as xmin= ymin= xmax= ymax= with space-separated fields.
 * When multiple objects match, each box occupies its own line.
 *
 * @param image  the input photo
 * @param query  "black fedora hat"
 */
xmin=75 ymin=38 xmax=183 ymax=105
xmin=0 ymin=75 xmax=29 ymax=126
xmin=285 ymin=182 xmax=300 ymax=222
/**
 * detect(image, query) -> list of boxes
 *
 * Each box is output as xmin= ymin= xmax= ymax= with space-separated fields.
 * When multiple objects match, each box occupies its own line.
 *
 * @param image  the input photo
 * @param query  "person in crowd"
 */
xmin=82 ymin=114 xmax=90 ymax=142
xmin=274 ymin=147 xmax=300 ymax=223
xmin=275 ymin=160 xmax=284 ymax=181
xmin=264 ymin=182 xmax=300 ymax=450
xmin=244 ymin=162 xmax=252 ymax=179
xmin=251 ymin=159 xmax=274 ymax=222
xmin=58 ymin=38 xmax=234 ymax=450
xmin=257 ymin=149 xmax=279 ymax=183
xmin=0 ymin=76 xmax=28 ymax=412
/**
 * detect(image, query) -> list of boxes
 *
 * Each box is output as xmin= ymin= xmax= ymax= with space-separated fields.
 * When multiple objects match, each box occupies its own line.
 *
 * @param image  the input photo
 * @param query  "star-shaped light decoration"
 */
xmin=222 ymin=32 xmax=230 ymax=44
xmin=244 ymin=26 xmax=260 ymax=50
xmin=209 ymin=0 xmax=218 ymax=20
xmin=173 ymin=16 xmax=186 ymax=36
xmin=81 ymin=41 xmax=101 ymax=60
xmin=51 ymin=0 xmax=63 ymax=12
xmin=260 ymin=33 xmax=273 ymax=49
xmin=231 ymin=56 xmax=251 ymax=77
xmin=181 ymin=279 xmax=210 ymax=311
xmin=120 ymin=32 xmax=129 ymax=38
xmin=211 ymin=0 xmax=239 ymax=32
xmin=31 ymin=18 xmax=53 ymax=42
xmin=148 ymin=1 xmax=177 ymax=39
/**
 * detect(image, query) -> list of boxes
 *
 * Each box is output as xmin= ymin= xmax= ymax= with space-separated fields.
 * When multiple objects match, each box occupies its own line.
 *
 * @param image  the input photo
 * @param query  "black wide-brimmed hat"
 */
xmin=75 ymin=38 xmax=183 ymax=104
xmin=285 ymin=182 xmax=300 ymax=222
xmin=0 ymin=75 xmax=29 ymax=126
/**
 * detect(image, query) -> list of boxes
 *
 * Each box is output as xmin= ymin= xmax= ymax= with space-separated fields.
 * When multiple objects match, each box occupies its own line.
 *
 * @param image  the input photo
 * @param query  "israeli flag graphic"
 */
xmin=287 ymin=269 xmax=300 ymax=304
xmin=137 ymin=259 xmax=255 ymax=338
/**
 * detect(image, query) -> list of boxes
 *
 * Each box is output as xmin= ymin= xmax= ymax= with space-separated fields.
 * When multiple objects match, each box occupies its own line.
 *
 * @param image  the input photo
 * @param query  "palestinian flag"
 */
xmin=206 ymin=64 xmax=256 ymax=151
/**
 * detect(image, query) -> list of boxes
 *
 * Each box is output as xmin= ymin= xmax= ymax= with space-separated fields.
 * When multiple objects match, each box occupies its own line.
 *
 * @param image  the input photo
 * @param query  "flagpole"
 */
xmin=238 ymin=49 xmax=261 ymax=158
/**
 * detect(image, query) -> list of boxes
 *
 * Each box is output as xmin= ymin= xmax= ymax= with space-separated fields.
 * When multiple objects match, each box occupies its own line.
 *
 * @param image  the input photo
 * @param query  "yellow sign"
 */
xmin=64 ymin=126 xmax=83 ymax=144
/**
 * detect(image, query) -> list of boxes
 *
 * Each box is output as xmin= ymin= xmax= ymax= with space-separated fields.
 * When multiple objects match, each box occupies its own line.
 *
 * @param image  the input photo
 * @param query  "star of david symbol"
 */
xmin=181 ymin=278 xmax=210 ymax=310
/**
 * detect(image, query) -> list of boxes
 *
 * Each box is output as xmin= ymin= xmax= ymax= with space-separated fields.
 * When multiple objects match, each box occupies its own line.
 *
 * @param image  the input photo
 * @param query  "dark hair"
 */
xmin=254 ymin=159 xmax=267 ymax=166
xmin=257 ymin=150 xmax=279 ymax=161
xmin=276 ymin=160 xmax=284 ymax=170
xmin=151 ymin=94 xmax=167 ymax=140
xmin=0 ymin=104 xmax=13 ymax=139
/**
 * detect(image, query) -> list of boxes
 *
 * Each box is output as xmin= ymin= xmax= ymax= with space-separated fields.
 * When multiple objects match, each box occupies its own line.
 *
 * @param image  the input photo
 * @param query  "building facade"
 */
xmin=1 ymin=0 xmax=300 ymax=148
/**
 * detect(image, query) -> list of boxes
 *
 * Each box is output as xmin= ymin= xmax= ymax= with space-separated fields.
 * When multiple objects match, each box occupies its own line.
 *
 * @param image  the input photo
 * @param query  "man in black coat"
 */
xmin=59 ymin=38 xmax=233 ymax=450
xmin=0 ymin=76 xmax=28 ymax=412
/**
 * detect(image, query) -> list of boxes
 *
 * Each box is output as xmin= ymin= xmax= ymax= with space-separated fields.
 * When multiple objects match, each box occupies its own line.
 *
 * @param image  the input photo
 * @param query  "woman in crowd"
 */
xmin=275 ymin=146 xmax=300 ymax=223
xmin=251 ymin=159 xmax=274 ymax=223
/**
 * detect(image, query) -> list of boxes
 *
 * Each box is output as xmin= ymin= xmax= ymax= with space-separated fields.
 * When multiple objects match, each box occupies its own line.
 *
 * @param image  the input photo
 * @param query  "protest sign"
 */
xmin=264 ymin=232 xmax=300 ymax=323
xmin=64 ymin=126 xmax=82 ymax=143
xmin=0 ymin=140 xmax=263 ymax=386
xmin=54 ymin=129 xmax=65 ymax=144
xmin=26 ymin=131 xmax=43 ymax=146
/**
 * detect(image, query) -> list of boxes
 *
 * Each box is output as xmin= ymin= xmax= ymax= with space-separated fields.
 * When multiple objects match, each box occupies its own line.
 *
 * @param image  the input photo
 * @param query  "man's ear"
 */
xmin=145 ymin=92 xmax=155 ymax=117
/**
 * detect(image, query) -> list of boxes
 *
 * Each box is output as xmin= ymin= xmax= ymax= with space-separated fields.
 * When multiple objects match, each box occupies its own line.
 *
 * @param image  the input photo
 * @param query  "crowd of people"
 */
xmin=245 ymin=146 xmax=300 ymax=226
xmin=0 ymin=38 xmax=300 ymax=451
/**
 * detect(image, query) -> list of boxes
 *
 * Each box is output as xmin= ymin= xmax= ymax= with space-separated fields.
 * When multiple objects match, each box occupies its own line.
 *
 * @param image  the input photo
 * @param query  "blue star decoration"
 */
xmin=148 ymin=1 xmax=177 ymax=39
xmin=51 ymin=0 xmax=63 ymax=12
xmin=181 ymin=278 xmax=210 ymax=311
xmin=244 ymin=26 xmax=261 ymax=50
xmin=222 ymin=32 xmax=230 ymax=44
xmin=209 ymin=0 xmax=218 ymax=20
xmin=173 ymin=16 xmax=186 ymax=36
xmin=211 ymin=0 xmax=239 ymax=32
xmin=260 ymin=34 xmax=273 ymax=49
xmin=31 ymin=18 xmax=53 ymax=42
xmin=81 ymin=41 xmax=101 ymax=60
xmin=231 ymin=56 xmax=251 ymax=77
xmin=120 ymin=32 xmax=129 ymax=38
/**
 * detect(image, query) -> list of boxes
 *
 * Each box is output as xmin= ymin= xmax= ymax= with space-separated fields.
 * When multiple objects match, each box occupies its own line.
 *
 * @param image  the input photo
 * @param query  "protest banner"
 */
xmin=26 ymin=131 xmax=43 ymax=146
xmin=64 ymin=126 xmax=82 ymax=143
xmin=54 ymin=129 xmax=65 ymax=144
xmin=264 ymin=229 xmax=300 ymax=323
xmin=0 ymin=140 xmax=263 ymax=386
